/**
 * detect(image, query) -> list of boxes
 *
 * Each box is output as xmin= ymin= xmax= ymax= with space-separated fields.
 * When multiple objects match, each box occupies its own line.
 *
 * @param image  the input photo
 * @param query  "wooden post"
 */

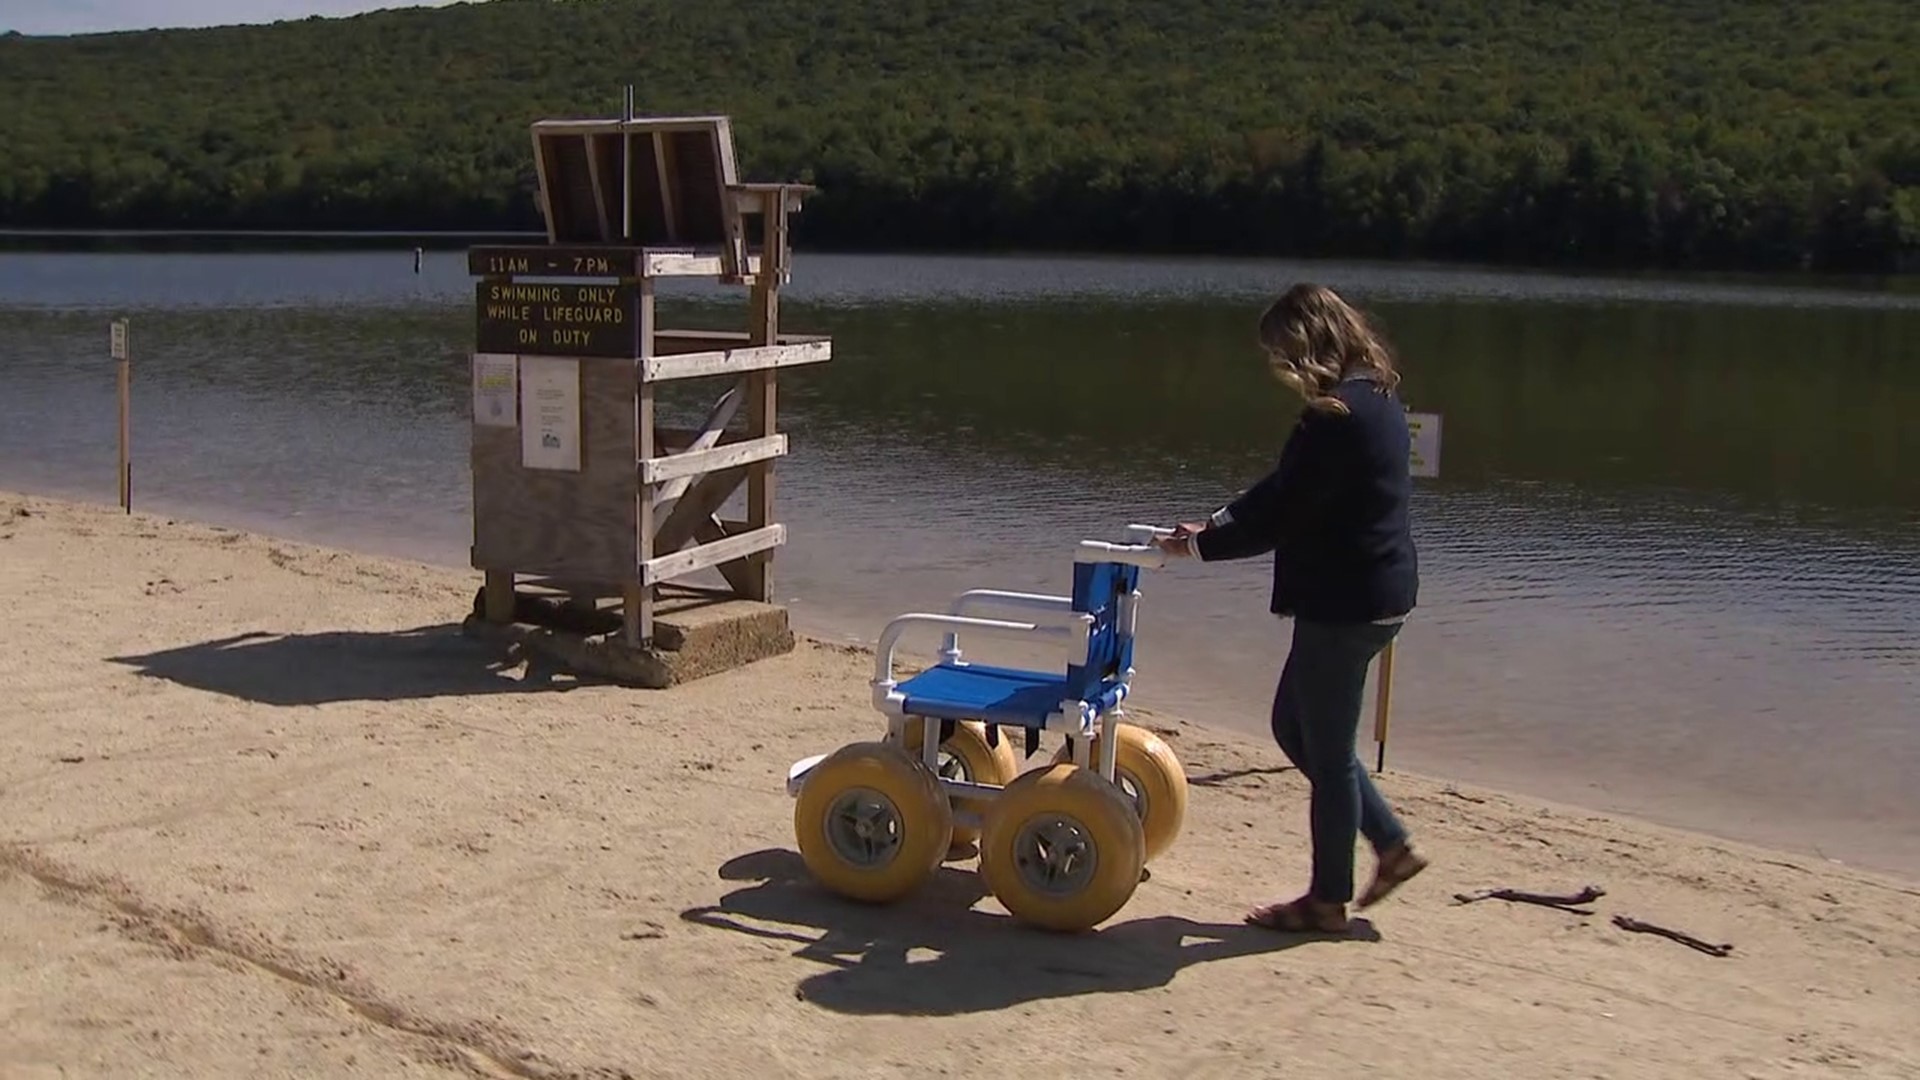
xmin=111 ymin=318 xmax=130 ymax=513
xmin=628 ymin=277 xmax=657 ymax=646
xmin=1373 ymin=639 xmax=1397 ymax=772
xmin=742 ymin=190 xmax=785 ymax=603
xmin=483 ymin=570 xmax=516 ymax=623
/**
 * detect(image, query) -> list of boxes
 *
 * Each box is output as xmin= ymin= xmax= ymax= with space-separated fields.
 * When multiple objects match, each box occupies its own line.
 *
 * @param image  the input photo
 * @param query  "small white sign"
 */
xmin=109 ymin=319 xmax=128 ymax=361
xmin=472 ymin=353 xmax=518 ymax=428
xmin=519 ymin=356 xmax=582 ymax=471
xmin=1407 ymin=411 xmax=1442 ymax=479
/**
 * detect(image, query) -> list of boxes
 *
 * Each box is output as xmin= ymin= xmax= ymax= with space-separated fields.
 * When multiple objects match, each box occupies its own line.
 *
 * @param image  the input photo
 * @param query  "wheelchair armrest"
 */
xmin=939 ymin=590 xmax=1081 ymax=665
xmin=873 ymin=611 xmax=1092 ymax=689
xmin=947 ymin=589 xmax=1075 ymax=620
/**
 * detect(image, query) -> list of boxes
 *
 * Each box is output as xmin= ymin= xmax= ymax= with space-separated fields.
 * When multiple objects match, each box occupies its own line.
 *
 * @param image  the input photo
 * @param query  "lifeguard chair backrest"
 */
xmin=530 ymin=115 xmax=740 ymax=249
xmin=1064 ymin=560 xmax=1140 ymax=703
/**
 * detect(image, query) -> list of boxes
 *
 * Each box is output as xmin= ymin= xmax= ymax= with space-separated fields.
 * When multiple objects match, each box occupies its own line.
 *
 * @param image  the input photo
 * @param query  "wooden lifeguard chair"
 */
xmin=462 ymin=106 xmax=830 ymax=686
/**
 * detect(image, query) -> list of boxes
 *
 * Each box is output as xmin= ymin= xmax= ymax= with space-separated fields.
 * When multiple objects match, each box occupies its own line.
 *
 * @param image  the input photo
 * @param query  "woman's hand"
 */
xmin=1156 ymin=522 xmax=1205 ymax=558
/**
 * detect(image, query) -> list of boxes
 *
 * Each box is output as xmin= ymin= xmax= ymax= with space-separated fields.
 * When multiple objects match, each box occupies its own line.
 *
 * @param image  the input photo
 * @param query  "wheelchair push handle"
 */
xmin=1074 ymin=524 xmax=1177 ymax=568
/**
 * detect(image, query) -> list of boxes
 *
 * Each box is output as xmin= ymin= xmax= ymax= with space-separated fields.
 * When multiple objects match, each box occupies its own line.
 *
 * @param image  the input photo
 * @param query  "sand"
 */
xmin=1 ymin=490 xmax=1915 ymax=1079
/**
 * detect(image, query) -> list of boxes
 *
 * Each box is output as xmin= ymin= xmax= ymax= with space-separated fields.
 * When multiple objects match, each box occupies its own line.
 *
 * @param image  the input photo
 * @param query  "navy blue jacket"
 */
xmin=1194 ymin=375 xmax=1419 ymax=623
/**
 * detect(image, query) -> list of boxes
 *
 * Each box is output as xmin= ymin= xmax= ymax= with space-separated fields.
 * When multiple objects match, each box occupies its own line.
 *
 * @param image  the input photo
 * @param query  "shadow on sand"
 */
xmin=681 ymin=848 xmax=1378 ymax=1016
xmin=108 ymin=624 xmax=588 ymax=706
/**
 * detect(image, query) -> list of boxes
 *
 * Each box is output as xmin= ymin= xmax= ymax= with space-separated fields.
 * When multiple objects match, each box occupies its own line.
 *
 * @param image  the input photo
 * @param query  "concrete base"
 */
xmin=461 ymin=584 xmax=795 ymax=689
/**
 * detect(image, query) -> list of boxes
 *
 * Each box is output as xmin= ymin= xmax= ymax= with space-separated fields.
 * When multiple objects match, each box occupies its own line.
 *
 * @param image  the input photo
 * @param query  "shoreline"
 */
xmin=15 ymin=480 xmax=1915 ymax=883
xmin=3 ymin=488 xmax=1916 ymax=1077
xmin=3 ymin=230 xmax=1916 ymax=296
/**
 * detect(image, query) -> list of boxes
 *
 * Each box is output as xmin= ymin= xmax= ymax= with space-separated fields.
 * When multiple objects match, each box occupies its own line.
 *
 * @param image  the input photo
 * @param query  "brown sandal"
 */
xmin=1245 ymin=896 xmax=1351 ymax=934
xmin=1358 ymin=843 xmax=1429 ymax=909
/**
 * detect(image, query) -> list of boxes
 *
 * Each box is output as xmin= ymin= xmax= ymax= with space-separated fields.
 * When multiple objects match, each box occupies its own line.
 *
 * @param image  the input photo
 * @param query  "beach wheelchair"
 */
xmin=784 ymin=525 xmax=1190 ymax=932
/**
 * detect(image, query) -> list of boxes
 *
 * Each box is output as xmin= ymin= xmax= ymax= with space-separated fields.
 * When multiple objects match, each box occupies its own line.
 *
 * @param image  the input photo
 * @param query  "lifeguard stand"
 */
xmin=461 ymin=109 xmax=831 ymax=687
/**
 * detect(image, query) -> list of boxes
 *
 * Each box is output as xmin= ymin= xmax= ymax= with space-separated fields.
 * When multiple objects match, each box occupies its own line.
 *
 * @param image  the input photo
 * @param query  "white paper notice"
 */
xmin=472 ymin=353 xmax=518 ymax=428
xmin=519 ymin=356 xmax=582 ymax=471
xmin=1406 ymin=412 xmax=1442 ymax=479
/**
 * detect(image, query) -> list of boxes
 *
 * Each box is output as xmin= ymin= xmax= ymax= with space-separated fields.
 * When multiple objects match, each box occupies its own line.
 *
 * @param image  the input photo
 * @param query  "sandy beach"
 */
xmin=2 ymin=489 xmax=1915 ymax=1079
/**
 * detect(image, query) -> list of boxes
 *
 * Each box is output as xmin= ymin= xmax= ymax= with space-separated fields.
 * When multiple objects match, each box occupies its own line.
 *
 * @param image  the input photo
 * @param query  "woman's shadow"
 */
xmin=680 ymin=848 xmax=1378 ymax=1017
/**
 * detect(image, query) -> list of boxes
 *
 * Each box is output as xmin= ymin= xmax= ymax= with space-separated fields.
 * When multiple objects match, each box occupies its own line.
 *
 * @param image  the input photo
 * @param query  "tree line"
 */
xmin=1 ymin=0 xmax=1915 ymax=272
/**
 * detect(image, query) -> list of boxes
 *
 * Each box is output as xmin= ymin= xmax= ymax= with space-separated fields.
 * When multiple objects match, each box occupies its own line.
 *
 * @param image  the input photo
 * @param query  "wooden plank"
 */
xmin=533 ymin=116 xmax=735 ymax=136
xmin=761 ymin=186 xmax=793 ymax=285
xmin=641 ymin=340 xmax=830 ymax=382
xmin=743 ymin=190 xmax=782 ymax=604
xmin=693 ymin=517 xmax=755 ymax=595
xmin=641 ymin=434 xmax=786 ymax=484
xmin=640 ymin=251 xmax=764 ymax=278
xmin=732 ymin=182 xmax=818 ymax=194
xmin=654 ymin=382 xmax=743 ymax=507
xmin=536 ymin=132 xmax=605 ymax=245
xmin=583 ymin=135 xmax=613 ymax=243
xmin=530 ymin=126 xmax=556 ymax=240
xmin=631 ymin=279 xmax=658 ymax=645
xmin=729 ymin=184 xmax=813 ymax=215
xmin=651 ymin=464 xmax=750 ymax=556
xmin=657 ymin=329 xmax=829 ymax=355
xmin=642 ymin=525 xmax=785 ymax=586
xmin=653 ymin=131 xmax=679 ymax=244
xmin=704 ymin=116 xmax=746 ymax=281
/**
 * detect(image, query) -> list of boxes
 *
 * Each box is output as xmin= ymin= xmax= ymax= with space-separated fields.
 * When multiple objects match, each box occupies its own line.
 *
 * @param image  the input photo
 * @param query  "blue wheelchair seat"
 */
xmin=895 ymin=663 xmax=1071 ymax=725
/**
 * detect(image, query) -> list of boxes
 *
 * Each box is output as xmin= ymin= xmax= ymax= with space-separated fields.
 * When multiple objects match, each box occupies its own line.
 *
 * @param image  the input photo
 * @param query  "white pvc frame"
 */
xmin=786 ymin=525 xmax=1175 ymax=829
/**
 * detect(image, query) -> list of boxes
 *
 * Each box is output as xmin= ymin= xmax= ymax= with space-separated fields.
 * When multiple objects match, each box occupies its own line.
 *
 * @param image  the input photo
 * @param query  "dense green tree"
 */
xmin=0 ymin=0 xmax=1914 ymax=271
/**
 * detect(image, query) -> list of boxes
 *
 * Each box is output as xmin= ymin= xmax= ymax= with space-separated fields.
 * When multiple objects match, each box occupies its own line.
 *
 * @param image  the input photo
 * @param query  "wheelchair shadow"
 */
xmin=680 ymin=848 xmax=1379 ymax=1017
xmin=108 ymin=624 xmax=588 ymax=706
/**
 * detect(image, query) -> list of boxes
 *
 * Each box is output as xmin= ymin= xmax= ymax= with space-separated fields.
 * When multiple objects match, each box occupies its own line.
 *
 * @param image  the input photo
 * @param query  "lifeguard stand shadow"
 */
xmin=109 ymin=624 xmax=590 ymax=706
xmin=680 ymin=848 xmax=1378 ymax=1017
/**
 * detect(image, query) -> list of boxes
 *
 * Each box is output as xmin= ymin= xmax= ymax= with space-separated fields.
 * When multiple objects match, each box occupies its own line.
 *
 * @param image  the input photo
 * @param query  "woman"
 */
xmin=1156 ymin=283 xmax=1428 ymax=934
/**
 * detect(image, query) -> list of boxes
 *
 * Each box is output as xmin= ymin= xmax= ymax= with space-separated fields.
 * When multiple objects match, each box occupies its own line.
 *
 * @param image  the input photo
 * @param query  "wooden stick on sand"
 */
xmin=1453 ymin=885 xmax=1608 ymax=914
xmin=1612 ymin=915 xmax=1735 ymax=957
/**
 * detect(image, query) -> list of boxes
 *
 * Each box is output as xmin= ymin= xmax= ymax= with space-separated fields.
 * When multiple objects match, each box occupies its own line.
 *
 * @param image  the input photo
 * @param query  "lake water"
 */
xmin=3 ymin=246 xmax=1917 ymax=878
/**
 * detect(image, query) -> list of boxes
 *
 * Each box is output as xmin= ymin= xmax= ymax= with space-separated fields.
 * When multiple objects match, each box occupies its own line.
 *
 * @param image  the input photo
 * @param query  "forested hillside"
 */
xmin=2 ymin=0 xmax=1916 ymax=271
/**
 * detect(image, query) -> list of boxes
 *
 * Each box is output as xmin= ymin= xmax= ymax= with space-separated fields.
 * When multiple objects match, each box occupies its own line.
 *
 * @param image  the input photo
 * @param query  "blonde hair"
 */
xmin=1257 ymin=284 xmax=1401 ymax=413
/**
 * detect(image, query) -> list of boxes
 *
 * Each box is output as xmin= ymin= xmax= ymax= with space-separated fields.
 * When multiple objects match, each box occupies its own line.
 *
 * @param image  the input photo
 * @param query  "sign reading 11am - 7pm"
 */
xmin=473 ymin=281 xmax=640 ymax=358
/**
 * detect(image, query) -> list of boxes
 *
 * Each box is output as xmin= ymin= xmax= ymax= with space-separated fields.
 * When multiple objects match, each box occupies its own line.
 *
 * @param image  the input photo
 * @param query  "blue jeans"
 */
xmin=1270 ymin=618 xmax=1410 ymax=904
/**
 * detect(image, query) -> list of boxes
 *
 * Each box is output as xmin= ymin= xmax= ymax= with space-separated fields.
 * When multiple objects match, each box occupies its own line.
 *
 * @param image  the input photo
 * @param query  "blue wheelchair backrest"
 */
xmin=1063 ymin=560 xmax=1140 ymax=704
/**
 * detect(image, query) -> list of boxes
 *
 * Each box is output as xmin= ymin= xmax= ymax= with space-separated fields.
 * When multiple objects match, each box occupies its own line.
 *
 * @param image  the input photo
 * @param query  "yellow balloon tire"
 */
xmin=1054 ymin=723 xmax=1189 ymax=862
xmin=979 ymin=763 xmax=1146 ymax=932
xmin=794 ymin=741 xmax=954 ymax=904
xmin=902 ymin=719 xmax=1023 ymax=848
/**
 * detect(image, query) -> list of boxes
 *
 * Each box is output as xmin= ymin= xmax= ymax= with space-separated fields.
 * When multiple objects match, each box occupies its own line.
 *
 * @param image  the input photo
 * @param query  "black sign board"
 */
xmin=468 ymin=246 xmax=638 ymax=279
xmin=474 ymin=281 xmax=640 ymax=358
